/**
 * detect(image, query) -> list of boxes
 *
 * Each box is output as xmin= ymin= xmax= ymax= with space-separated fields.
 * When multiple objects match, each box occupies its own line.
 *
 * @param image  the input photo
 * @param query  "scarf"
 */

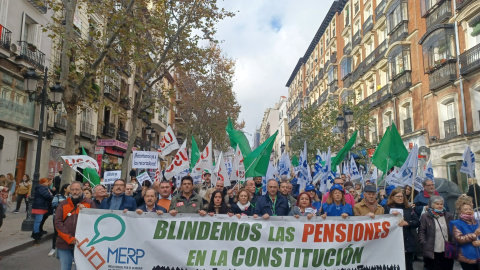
xmin=460 ymin=214 xmax=476 ymax=221
xmin=427 ymin=207 xmax=445 ymax=218
xmin=236 ymin=201 xmax=251 ymax=211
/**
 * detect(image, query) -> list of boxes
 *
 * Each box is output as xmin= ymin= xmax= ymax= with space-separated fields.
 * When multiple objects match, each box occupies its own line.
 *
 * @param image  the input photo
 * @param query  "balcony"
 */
xmin=444 ymin=118 xmax=457 ymax=139
xmin=324 ymin=60 xmax=331 ymax=69
xmin=26 ymin=0 xmax=47 ymax=14
xmin=0 ymin=25 xmax=12 ymax=52
xmin=117 ymin=129 xmax=128 ymax=142
xmin=358 ymin=84 xmax=392 ymax=108
xmin=428 ymin=62 xmax=457 ymax=91
xmin=375 ymin=0 xmax=387 ymax=19
xmin=330 ymin=52 xmax=337 ymax=64
xmin=289 ymin=115 xmax=299 ymax=129
xmin=104 ymin=85 xmax=119 ymax=101
xmin=389 ymin=22 xmax=409 ymax=45
xmin=343 ymin=42 xmax=352 ymax=55
xmin=456 ymin=0 xmax=473 ymax=10
xmin=317 ymin=91 xmax=329 ymax=107
xmin=351 ymin=61 xmax=365 ymax=83
xmin=355 ymin=3 xmax=360 ymax=14
xmin=120 ymin=96 xmax=130 ymax=110
xmin=329 ymin=80 xmax=338 ymax=93
xmin=362 ymin=16 xmax=374 ymax=35
xmin=54 ymin=112 xmax=67 ymax=131
xmin=392 ymin=71 xmax=412 ymax=95
xmin=103 ymin=123 xmax=116 ymax=138
xmin=403 ymin=118 xmax=412 ymax=134
xmin=345 ymin=17 xmax=350 ymax=27
xmin=318 ymin=68 xmax=324 ymax=78
xmin=343 ymin=74 xmax=353 ymax=88
xmin=426 ymin=1 xmax=452 ymax=30
xmin=459 ymin=43 xmax=480 ymax=76
xmin=80 ymin=121 xmax=95 ymax=140
xmin=353 ymin=31 xmax=361 ymax=48
xmin=17 ymin=41 xmax=46 ymax=70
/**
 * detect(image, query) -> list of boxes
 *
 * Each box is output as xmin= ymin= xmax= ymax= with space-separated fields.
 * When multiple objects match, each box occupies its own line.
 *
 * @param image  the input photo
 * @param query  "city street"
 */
xmin=0 ymin=240 xmax=58 ymax=268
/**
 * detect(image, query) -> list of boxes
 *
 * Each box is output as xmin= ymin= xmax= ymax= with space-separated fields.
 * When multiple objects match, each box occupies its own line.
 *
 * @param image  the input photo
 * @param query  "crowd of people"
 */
xmin=2 ymin=170 xmax=480 ymax=270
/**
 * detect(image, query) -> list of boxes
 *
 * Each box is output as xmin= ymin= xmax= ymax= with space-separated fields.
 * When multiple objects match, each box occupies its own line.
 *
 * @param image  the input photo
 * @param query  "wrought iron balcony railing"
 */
xmin=459 ymin=43 xmax=480 ymax=76
xmin=444 ymin=118 xmax=457 ymax=139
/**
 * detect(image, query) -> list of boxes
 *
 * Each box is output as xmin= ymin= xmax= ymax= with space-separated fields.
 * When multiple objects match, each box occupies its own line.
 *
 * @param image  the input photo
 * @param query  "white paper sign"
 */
xmin=389 ymin=208 xmax=404 ymax=217
xmin=132 ymin=151 xmax=158 ymax=169
xmin=103 ymin=170 xmax=121 ymax=184
xmin=136 ymin=172 xmax=151 ymax=185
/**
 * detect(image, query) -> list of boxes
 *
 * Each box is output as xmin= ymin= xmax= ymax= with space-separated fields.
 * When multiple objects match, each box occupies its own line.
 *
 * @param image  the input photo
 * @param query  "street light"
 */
xmin=144 ymin=124 xmax=156 ymax=150
xmin=21 ymin=67 xmax=64 ymax=231
xmin=280 ymin=142 xmax=285 ymax=154
xmin=336 ymin=106 xmax=354 ymax=144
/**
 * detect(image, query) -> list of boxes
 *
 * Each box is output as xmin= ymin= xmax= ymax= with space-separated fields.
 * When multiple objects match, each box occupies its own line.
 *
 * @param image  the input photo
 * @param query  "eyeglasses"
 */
xmin=113 ymin=184 xmax=124 ymax=187
xmin=394 ymin=195 xmax=404 ymax=198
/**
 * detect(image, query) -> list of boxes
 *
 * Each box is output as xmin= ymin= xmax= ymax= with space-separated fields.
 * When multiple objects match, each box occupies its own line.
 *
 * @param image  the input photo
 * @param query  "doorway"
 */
xmin=447 ymin=161 xmax=468 ymax=193
xmin=15 ymin=139 xmax=29 ymax=185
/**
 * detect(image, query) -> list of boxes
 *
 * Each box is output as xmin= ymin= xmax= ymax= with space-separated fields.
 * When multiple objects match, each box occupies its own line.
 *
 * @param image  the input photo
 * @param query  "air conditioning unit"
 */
xmin=10 ymin=43 xmax=20 ymax=56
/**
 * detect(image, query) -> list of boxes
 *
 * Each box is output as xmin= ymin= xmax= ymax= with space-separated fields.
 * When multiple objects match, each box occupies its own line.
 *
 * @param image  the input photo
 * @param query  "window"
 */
xmin=420 ymin=0 xmax=442 ymax=17
xmin=386 ymin=0 xmax=408 ymax=35
xmin=388 ymin=45 xmax=411 ymax=79
xmin=446 ymin=102 xmax=454 ymax=120
xmin=341 ymin=57 xmax=352 ymax=79
xmin=21 ymin=14 xmax=41 ymax=46
xmin=328 ymin=66 xmax=338 ymax=84
xmin=420 ymin=26 xmax=456 ymax=73
xmin=370 ymin=117 xmax=378 ymax=143
xmin=383 ymin=110 xmax=393 ymax=133
xmin=467 ymin=19 xmax=480 ymax=49
xmin=0 ymin=0 xmax=8 ymax=25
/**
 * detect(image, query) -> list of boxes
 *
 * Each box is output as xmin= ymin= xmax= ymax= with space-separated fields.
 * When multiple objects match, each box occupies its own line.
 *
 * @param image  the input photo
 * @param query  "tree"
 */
xmin=175 ymin=43 xmax=242 ymax=151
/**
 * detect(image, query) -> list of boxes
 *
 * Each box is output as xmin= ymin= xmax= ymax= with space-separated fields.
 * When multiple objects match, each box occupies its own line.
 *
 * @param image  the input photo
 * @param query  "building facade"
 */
xmin=286 ymin=0 xmax=480 ymax=192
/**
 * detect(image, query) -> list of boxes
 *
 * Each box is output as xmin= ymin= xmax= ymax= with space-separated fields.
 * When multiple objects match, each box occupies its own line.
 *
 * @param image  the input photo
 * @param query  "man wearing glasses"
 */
xmin=92 ymin=184 xmax=108 ymax=207
xmin=100 ymin=179 xmax=137 ymax=212
xmin=413 ymin=179 xmax=447 ymax=216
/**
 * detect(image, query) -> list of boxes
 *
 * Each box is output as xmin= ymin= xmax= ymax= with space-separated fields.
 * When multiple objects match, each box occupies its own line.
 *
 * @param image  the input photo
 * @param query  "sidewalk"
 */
xmin=0 ymin=206 xmax=54 ymax=257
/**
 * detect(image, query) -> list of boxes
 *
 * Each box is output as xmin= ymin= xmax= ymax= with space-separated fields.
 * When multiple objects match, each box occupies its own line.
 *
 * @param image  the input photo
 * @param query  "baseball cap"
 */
xmin=305 ymin=185 xmax=315 ymax=192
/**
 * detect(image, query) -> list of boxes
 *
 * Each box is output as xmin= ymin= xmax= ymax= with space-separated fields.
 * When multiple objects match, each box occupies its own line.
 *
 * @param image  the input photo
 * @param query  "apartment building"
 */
xmin=286 ymin=0 xmax=480 ymax=191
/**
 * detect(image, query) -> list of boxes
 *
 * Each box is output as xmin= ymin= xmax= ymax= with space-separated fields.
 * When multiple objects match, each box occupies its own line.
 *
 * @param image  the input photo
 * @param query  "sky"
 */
xmin=215 ymin=0 xmax=333 ymax=143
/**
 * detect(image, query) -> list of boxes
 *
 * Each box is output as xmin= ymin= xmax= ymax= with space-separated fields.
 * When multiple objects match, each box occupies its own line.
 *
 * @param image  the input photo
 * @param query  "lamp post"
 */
xmin=21 ymin=67 xmax=64 ymax=231
xmin=280 ymin=142 xmax=286 ymax=154
xmin=144 ymin=124 xmax=156 ymax=150
xmin=336 ymin=107 xmax=354 ymax=144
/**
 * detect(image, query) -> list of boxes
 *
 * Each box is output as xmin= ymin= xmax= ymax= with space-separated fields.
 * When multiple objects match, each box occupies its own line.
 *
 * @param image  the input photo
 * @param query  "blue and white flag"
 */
xmin=349 ymin=156 xmax=362 ymax=181
xmin=319 ymin=147 xmax=332 ymax=194
xmin=266 ymin=160 xmax=279 ymax=182
xmin=278 ymin=152 xmax=291 ymax=176
xmin=460 ymin=146 xmax=476 ymax=178
xmin=297 ymin=141 xmax=312 ymax=192
xmin=369 ymin=167 xmax=378 ymax=184
xmin=312 ymin=150 xmax=324 ymax=185
xmin=424 ymin=160 xmax=434 ymax=181
xmin=401 ymin=145 xmax=419 ymax=187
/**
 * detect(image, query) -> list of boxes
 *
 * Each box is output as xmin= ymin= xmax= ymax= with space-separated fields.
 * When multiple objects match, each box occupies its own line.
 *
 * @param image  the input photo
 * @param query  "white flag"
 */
xmin=163 ymin=140 xmax=189 ymax=180
xmin=62 ymin=155 xmax=100 ymax=172
xmin=158 ymin=126 xmax=180 ymax=157
xmin=460 ymin=146 xmax=476 ymax=178
xmin=231 ymin=145 xmax=245 ymax=184
xmin=369 ymin=167 xmax=378 ymax=184
xmin=191 ymin=139 xmax=213 ymax=178
xmin=349 ymin=156 xmax=362 ymax=181
xmin=213 ymin=152 xmax=230 ymax=186
xmin=400 ymin=145 xmax=419 ymax=187
xmin=266 ymin=161 xmax=279 ymax=181
xmin=424 ymin=160 xmax=434 ymax=182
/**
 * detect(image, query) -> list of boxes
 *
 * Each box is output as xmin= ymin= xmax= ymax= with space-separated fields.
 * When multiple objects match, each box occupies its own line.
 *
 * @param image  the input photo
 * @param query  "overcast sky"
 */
xmin=215 ymin=0 xmax=333 ymax=143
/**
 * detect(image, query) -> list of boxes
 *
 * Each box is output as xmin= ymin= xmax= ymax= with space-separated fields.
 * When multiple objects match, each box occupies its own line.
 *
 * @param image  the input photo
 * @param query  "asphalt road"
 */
xmin=0 ymin=240 xmax=59 ymax=269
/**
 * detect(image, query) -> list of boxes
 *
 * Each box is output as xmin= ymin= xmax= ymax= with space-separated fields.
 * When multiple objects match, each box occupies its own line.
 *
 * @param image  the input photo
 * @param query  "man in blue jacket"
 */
xmin=100 ymin=179 xmax=137 ymax=212
xmin=254 ymin=179 xmax=289 ymax=219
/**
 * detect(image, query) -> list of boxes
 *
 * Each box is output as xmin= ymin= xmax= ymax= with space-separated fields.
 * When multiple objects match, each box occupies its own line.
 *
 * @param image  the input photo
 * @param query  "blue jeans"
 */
xmin=33 ymin=213 xmax=44 ymax=233
xmin=57 ymin=248 xmax=76 ymax=270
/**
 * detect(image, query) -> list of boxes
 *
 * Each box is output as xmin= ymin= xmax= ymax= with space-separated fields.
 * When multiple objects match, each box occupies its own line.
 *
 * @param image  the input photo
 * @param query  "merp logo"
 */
xmin=77 ymin=213 xmax=131 ymax=270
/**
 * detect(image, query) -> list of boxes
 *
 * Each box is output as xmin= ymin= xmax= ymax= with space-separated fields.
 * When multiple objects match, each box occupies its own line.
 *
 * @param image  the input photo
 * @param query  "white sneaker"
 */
xmin=47 ymin=249 xmax=55 ymax=257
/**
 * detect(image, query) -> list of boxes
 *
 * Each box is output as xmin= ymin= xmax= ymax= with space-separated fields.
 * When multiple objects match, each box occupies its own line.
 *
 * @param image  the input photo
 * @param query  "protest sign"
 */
xmin=75 ymin=209 xmax=405 ymax=270
xmin=62 ymin=155 xmax=100 ymax=172
xmin=103 ymin=171 xmax=121 ymax=184
xmin=132 ymin=151 xmax=159 ymax=169
xmin=137 ymin=172 xmax=152 ymax=185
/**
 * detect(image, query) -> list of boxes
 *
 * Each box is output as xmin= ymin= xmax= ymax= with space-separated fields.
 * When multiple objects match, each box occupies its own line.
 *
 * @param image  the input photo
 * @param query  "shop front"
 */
xmin=96 ymin=139 xmax=129 ymax=177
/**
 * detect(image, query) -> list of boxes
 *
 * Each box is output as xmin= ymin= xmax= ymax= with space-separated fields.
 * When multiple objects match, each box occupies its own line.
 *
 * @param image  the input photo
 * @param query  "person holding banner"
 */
xmin=321 ymin=177 xmax=355 ymax=207
xmin=155 ymin=180 xmax=172 ymax=212
xmin=169 ymin=176 xmax=206 ymax=216
xmin=320 ymin=184 xmax=353 ymax=219
xmin=450 ymin=195 xmax=480 ymax=270
xmin=353 ymin=185 xmax=385 ymax=218
xmin=100 ymin=179 xmax=137 ymax=212
xmin=253 ymin=179 xmax=289 ymax=219
xmin=304 ymin=184 xmax=321 ymax=211
xmin=384 ymin=188 xmax=419 ymax=270
xmin=280 ymin=181 xmax=297 ymax=210
xmin=419 ymin=196 xmax=454 ymax=270
xmin=231 ymin=189 xmax=254 ymax=217
xmin=207 ymin=190 xmax=232 ymax=216
xmin=92 ymin=184 xmax=107 ymax=207
xmin=289 ymin=192 xmax=316 ymax=219
xmin=136 ymin=188 xmax=166 ymax=215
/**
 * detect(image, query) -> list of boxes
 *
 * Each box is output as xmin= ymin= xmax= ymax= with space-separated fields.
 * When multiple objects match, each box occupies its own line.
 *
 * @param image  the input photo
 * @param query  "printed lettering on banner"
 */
xmin=75 ymin=209 xmax=406 ymax=270
xmin=103 ymin=170 xmax=121 ymax=184
xmin=136 ymin=172 xmax=151 ymax=185
xmin=132 ymin=151 xmax=159 ymax=169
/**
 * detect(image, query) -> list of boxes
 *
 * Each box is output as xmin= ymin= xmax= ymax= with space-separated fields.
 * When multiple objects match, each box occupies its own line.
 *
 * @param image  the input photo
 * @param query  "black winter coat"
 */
xmin=418 ymin=211 xmax=454 ymax=259
xmin=384 ymin=204 xmax=419 ymax=252
xmin=32 ymin=185 xmax=54 ymax=210
xmin=231 ymin=202 xmax=254 ymax=216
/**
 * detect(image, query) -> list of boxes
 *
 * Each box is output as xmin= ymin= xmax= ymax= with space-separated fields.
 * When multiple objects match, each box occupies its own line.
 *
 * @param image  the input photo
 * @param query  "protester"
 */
xmin=83 ymin=187 xmax=93 ymax=200
xmin=134 ymin=180 xmax=152 ymax=207
xmin=39 ymin=178 xmax=55 ymax=235
xmin=49 ymin=184 xmax=70 ymax=257
xmin=253 ymin=176 xmax=263 ymax=196
xmin=194 ymin=170 xmax=212 ymax=199
xmin=320 ymin=184 xmax=352 ymax=219
xmin=53 ymin=171 xmax=62 ymax=194
xmin=305 ymin=184 xmax=321 ymax=210
xmin=280 ymin=181 xmax=296 ymax=209
xmin=349 ymin=186 xmax=361 ymax=203
xmin=0 ymin=175 xmax=10 ymax=216
xmin=7 ymin=173 xmax=15 ymax=210
xmin=207 ymin=190 xmax=231 ymax=216
xmin=156 ymin=180 xmax=172 ymax=212
xmin=466 ymin=178 xmax=480 ymax=209
xmin=169 ymin=176 xmax=205 ymax=216
xmin=289 ymin=192 xmax=316 ymax=220
xmin=125 ymin=183 xmax=135 ymax=196
xmin=135 ymin=188 xmax=166 ymax=215
xmin=384 ymin=188 xmax=419 ymax=270
xmin=245 ymin=179 xmax=260 ymax=207
xmin=450 ymin=194 xmax=480 ymax=269
xmin=231 ymin=188 xmax=253 ymax=217
xmin=380 ymin=185 xmax=396 ymax=206
xmin=130 ymin=176 xmax=139 ymax=193
xmin=14 ymin=174 xmax=31 ymax=213
xmin=321 ymin=177 xmax=355 ymax=207
xmin=404 ymin=185 xmax=418 ymax=203
xmin=414 ymin=179 xmax=447 ymax=216
xmin=100 ymin=179 xmax=137 ymax=212
xmin=377 ymin=189 xmax=387 ymax=204
xmin=92 ymin=184 xmax=107 ymax=206
xmin=31 ymin=178 xmax=54 ymax=241
xmin=418 ymin=196 xmax=454 ymax=270
xmin=55 ymin=181 xmax=95 ymax=270
xmin=253 ymin=179 xmax=289 ymax=219
xmin=353 ymin=185 xmax=384 ymax=218
xmin=83 ymin=182 xmax=91 ymax=189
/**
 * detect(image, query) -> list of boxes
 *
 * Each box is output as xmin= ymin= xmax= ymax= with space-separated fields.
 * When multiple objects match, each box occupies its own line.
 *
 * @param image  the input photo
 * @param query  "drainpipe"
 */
xmin=453 ymin=0 xmax=468 ymax=135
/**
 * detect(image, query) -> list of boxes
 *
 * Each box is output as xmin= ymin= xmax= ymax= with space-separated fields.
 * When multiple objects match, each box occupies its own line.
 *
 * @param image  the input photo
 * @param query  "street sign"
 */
xmin=94 ymin=147 xmax=105 ymax=154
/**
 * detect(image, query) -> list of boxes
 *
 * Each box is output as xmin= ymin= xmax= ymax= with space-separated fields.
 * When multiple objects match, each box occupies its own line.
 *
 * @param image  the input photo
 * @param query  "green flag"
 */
xmin=190 ymin=136 xmax=200 ymax=171
xmin=331 ymin=131 xmax=358 ymax=172
xmin=292 ymin=155 xmax=299 ymax=167
xmin=226 ymin=119 xmax=251 ymax=157
xmin=372 ymin=122 xmax=408 ymax=173
xmin=244 ymin=131 xmax=278 ymax=178
xmin=81 ymin=147 xmax=101 ymax=186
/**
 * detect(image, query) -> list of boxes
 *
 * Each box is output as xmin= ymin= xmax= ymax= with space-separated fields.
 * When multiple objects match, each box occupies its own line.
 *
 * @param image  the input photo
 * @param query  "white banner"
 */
xmin=164 ymin=141 xmax=189 ymax=180
xmin=136 ymin=171 xmax=151 ymax=185
xmin=62 ymin=155 xmax=100 ymax=172
xmin=74 ymin=209 xmax=405 ymax=270
xmin=158 ymin=126 xmax=180 ymax=157
xmin=103 ymin=170 xmax=121 ymax=184
xmin=132 ymin=151 xmax=159 ymax=169
xmin=192 ymin=139 xmax=213 ymax=177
